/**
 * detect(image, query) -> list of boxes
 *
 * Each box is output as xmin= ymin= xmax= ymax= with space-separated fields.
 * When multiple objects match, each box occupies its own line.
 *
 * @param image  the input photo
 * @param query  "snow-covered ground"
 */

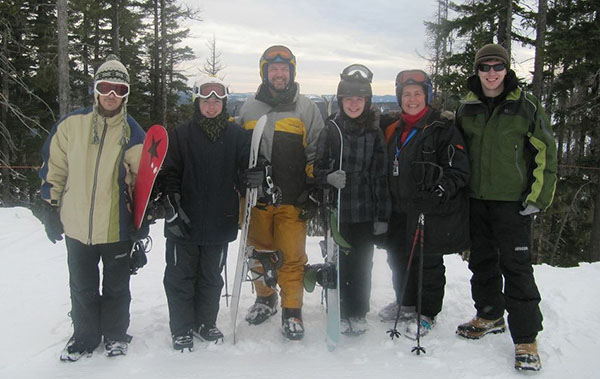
xmin=1 ymin=207 xmax=599 ymax=378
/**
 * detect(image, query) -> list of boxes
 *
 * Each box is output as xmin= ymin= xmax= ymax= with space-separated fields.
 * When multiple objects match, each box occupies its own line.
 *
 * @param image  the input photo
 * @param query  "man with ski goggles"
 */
xmin=237 ymin=44 xmax=325 ymax=341
xmin=94 ymin=80 xmax=130 ymax=98
xmin=40 ymin=54 xmax=145 ymax=362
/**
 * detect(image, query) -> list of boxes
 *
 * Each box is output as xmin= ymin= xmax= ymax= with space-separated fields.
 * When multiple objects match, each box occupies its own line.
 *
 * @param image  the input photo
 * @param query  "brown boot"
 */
xmin=515 ymin=340 xmax=541 ymax=371
xmin=456 ymin=316 xmax=506 ymax=339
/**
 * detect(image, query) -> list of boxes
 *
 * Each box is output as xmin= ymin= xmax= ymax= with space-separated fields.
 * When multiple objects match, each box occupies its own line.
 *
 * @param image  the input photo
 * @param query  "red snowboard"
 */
xmin=133 ymin=124 xmax=168 ymax=230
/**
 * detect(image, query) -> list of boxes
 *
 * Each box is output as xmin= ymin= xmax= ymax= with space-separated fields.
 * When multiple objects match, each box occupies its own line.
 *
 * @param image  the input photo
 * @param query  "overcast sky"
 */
xmin=178 ymin=0 xmax=535 ymax=96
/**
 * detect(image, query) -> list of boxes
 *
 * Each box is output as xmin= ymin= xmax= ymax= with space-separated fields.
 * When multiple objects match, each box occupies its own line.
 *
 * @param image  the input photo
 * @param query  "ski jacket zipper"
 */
xmin=515 ymin=144 xmax=524 ymax=182
xmin=87 ymin=118 xmax=109 ymax=245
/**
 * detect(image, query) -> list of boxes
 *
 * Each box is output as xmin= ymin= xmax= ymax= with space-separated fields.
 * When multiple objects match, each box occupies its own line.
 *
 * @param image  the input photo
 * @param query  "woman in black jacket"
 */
xmin=314 ymin=64 xmax=391 ymax=335
xmin=159 ymin=77 xmax=250 ymax=351
xmin=378 ymin=70 xmax=470 ymax=338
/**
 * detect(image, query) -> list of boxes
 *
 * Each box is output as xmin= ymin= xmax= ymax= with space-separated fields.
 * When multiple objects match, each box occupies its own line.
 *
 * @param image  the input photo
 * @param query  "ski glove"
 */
xmin=433 ymin=183 xmax=450 ymax=203
xmin=241 ymin=166 xmax=265 ymax=188
xmin=412 ymin=190 xmax=443 ymax=213
xmin=519 ymin=203 xmax=540 ymax=216
xmin=130 ymin=240 xmax=149 ymax=275
xmin=41 ymin=201 xmax=64 ymax=244
xmin=327 ymin=170 xmax=346 ymax=189
xmin=164 ymin=193 xmax=191 ymax=239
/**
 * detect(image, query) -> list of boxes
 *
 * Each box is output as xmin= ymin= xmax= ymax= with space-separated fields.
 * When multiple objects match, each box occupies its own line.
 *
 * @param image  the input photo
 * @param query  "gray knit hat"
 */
xmin=474 ymin=44 xmax=510 ymax=71
xmin=94 ymin=54 xmax=130 ymax=85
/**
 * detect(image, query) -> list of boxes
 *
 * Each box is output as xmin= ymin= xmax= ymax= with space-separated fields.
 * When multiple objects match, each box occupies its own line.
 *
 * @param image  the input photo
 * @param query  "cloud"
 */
xmin=178 ymin=0 xmax=438 ymax=95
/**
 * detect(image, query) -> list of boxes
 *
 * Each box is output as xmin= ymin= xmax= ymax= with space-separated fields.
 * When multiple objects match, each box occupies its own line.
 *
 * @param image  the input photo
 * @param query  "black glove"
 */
xmin=164 ymin=193 xmax=191 ymax=239
xmin=433 ymin=184 xmax=449 ymax=204
xmin=410 ymin=161 xmax=444 ymax=192
xmin=297 ymin=188 xmax=321 ymax=221
xmin=241 ymin=166 xmax=265 ymax=188
xmin=130 ymin=222 xmax=150 ymax=241
xmin=130 ymin=193 xmax=163 ymax=241
xmin=130 ymin=240 xmax=149 ymax=275
xmin=41 ymin=201 xmax=64 ymax=243
xmin=412 ymin=190 xmax=442 ymax=212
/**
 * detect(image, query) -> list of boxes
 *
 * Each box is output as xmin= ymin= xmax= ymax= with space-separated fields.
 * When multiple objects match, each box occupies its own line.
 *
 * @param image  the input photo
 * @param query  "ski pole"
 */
xmin=387 ymin=217 xmax=420 ymax=340
xmin=411 ymin=213 xmax=426 ymax=355
xmin=221 ymin=244 xmax=231 ymax=307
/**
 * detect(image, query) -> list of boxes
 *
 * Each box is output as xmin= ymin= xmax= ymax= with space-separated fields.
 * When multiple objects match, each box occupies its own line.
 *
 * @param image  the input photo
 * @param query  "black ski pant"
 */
xmin=468 ymin=199 xmax=542 ymax=344
xmin=163 ymin=240 xmax=226 ymax=336
xmin=65 ymin=237 xmax=132 ymax=348
xmin=386 ymin=212 xmax=446 ymax=319
xmin=339 ymin=222 xmax=374 ymax=319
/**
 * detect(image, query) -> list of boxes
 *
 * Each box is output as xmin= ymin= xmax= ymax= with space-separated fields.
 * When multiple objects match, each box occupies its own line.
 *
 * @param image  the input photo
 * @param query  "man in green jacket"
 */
xmin=455 ymin=44 xmax=557 ymax=372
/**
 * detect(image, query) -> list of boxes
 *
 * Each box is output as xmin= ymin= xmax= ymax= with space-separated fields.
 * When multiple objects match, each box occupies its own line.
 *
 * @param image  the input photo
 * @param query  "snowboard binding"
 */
xmin=304 ymin=262 xmax=337 ymax=292
xmin=247 ymin=248 xmax=283 ymax=288
xmin=130 ymin=236 xmax=152 ymax=275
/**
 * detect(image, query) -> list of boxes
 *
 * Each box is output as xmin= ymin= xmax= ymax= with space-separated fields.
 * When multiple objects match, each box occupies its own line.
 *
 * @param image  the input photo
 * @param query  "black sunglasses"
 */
xmin=478 ymin=63 xmax=506 ymax=72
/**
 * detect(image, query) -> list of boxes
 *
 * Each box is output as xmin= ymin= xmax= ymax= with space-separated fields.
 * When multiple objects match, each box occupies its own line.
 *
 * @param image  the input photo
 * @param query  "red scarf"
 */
xmin=399 ymin=106 xmax=428 ymax=144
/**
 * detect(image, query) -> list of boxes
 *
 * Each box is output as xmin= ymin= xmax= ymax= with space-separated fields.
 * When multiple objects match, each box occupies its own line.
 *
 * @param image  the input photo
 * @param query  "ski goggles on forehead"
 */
xmin=194 ymin=82 xmax=227 ymax=99
xmin=94 ymin=81 xmax=130 ymax=98
xmin=263 ymin=45 xmax=294 ymax=61
xmin=478 ymin=63 xmax=506 ymax=72
xmin=396 ymin=70 xmax=428 ymax=86
xmin=340 ymin=64 xmax=373 ymax=83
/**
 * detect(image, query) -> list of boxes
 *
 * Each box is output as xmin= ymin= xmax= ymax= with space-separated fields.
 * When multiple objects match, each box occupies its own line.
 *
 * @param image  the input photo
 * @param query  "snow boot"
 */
xmin=172 ymin=330 xmax=194 ymax=352
xmin=245 ymin=292 xmax=278 ymax=325
xmin=378 ymin=303 xmax=416 ymax=323
xmin=194 ymin=324 xmax=224 ymax=344
xmin=456 ymin=316 xmax=506 ymax=339
xmin=515 ymin=340 xmax=542 ymax=371
xmin=281 ymin=308 xmax=304 ymax=340
xmin=405 ymin=315 xmax=434 ymax=340
xmin=349 ymin=317 xmax=368 ymax=335
xmin=59 ymin=336 xmax=95 ymax=362
xmin=340 ymin=319 xmax=351 ymax=334
xmin=104 ymin=334 xmax=132 ymax=357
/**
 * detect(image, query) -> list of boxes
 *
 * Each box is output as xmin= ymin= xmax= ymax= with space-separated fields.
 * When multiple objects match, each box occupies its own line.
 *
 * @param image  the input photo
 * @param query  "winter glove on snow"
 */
xmin=241 ymin=166 xmax=265 ymax=188
xmin=164 ymin=193 xmax=191 ymax=239
xmin=41 ymin=201 xmax=64 ymax=244
xmin=519 ymin=203 xmax=540 ymax=216
xmin=327 ymin=170 xmax=346 ymax=189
